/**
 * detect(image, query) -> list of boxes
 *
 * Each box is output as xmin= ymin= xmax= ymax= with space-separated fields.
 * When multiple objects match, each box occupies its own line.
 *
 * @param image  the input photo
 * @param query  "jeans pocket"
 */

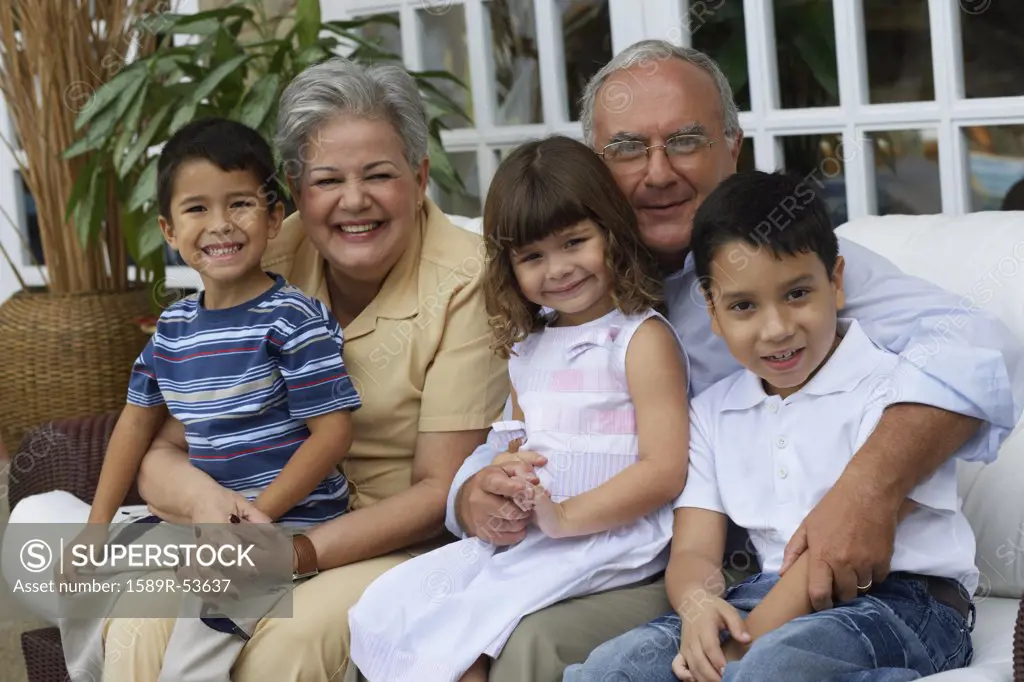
xmin=880 ymin=578 xmax=972 ymax=673
xmin=932 ymin=601 xmax=974 ymax=670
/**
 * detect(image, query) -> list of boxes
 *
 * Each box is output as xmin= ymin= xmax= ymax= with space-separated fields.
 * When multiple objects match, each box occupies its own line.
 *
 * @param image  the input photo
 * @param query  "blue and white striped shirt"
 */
xmin=127 ymin=273 xmax=362 ymax=525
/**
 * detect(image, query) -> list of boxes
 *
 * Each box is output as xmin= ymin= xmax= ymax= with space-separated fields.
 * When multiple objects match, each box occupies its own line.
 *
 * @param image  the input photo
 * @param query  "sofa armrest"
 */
xmin=7 ymin=410 xmax=144 ymax=513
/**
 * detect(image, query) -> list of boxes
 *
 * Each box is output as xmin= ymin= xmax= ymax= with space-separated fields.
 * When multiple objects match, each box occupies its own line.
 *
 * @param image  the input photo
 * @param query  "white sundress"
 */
xmin=347 ymin=308 xmax=687 ymax=682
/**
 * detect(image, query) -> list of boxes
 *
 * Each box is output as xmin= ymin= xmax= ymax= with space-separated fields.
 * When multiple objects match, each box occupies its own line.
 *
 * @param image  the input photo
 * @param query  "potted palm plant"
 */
xmin=0 ymin=0 xmax=468 ymax=451
xmin=0 ymin=0 xmax=168 ymax=451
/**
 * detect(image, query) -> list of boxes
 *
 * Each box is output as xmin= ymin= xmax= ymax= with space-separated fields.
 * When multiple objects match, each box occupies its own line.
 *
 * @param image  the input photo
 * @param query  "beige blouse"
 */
xmin=261 ymin=198 xmax=509 ymax=509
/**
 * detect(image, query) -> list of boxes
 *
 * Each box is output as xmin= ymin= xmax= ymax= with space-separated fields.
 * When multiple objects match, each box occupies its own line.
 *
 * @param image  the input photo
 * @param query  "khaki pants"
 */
xmin=344 ymin=575 xmax=671 ymax=682
xmin=109 ymin=569 xmax=669 ymax=682
xmin=103 ymin=552 xmax=411 ymax=682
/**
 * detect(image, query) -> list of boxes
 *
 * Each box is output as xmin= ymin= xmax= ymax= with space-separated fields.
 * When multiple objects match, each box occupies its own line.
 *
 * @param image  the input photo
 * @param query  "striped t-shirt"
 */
xmin=127 ymin=273 xmax=362 ymax=525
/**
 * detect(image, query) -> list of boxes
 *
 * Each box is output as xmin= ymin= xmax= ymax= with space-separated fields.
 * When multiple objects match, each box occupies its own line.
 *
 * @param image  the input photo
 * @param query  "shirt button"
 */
xmin=776 ymin=437 xmax=787 ymax=448
xmin=768 ymin=402 xmax=779 ymax=414
xmin=778 ymin=467 xmax=788 ymax=479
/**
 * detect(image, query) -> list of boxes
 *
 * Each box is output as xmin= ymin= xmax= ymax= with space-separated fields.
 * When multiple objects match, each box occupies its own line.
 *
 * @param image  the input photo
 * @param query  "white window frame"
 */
xmin=327 ymin=0 xmax=650 ymax=217
xmin=647 ymin=0 xmax=1024 ymax=220
xmin=330 ymin=0 xmax=1024 ymax=223
xmin=6 ymin=0 xmax=1021 ymax=304
xmin=0 ymin=0 xmax=203 ymax=305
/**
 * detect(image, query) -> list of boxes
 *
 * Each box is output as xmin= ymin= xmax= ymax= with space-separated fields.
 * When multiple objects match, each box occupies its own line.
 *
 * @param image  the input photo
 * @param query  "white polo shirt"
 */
xmin=674 ymin=319 xmax=980 ymax=595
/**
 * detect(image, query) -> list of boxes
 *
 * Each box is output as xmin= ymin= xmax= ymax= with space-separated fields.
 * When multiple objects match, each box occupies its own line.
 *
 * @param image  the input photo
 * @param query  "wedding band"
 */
xmin=857 ymin=579 xmax=873 ymax=591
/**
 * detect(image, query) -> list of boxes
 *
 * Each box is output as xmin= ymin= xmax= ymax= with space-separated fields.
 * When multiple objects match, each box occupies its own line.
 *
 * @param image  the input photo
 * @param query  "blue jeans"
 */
xmin=563 ymin=572 xmax=974 ymax=682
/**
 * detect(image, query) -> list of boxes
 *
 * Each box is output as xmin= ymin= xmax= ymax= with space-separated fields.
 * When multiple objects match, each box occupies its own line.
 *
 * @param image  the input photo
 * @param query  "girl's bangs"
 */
xmin=499 ymin=174 xmax=592 ymax=250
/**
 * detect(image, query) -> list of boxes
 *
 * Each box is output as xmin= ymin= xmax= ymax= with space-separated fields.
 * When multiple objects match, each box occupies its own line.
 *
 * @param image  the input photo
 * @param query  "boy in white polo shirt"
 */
xmin=566 ymin=171 xmax=980 ymax=682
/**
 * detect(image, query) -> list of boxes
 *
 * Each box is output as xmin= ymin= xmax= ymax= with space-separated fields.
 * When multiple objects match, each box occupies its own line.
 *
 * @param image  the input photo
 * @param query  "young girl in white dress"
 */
xmin=347 ymin=135 xmax=692 ymax=682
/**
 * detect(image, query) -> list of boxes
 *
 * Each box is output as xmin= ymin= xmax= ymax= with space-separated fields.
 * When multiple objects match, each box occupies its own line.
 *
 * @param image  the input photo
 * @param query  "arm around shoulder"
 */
xmin=841 ymin=237 xmax=1021 ymax=451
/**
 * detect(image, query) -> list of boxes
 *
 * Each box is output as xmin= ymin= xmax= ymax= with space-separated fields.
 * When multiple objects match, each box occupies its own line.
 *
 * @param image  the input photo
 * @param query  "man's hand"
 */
xmin=455 ymin=449 xmax=547 ymax=546
xmin=674 ymin=596 xmax=750 ymax=681
xmin=779 ymin=477 xmax=898 ymax=611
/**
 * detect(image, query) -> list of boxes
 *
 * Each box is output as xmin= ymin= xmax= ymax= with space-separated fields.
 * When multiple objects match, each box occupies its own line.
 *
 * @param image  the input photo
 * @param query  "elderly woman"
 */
xmin=6 ymin=57 xmax=509 ymax=681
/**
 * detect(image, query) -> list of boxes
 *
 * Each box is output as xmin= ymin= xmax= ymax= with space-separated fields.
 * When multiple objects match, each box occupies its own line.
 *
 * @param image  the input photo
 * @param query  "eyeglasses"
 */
xmin=598 ymin=134 xmax=715 ymax=170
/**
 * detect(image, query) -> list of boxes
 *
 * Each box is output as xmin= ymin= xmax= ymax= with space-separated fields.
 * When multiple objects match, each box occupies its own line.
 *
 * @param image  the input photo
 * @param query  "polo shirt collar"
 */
xmin=721 ymin=318 xmax=882 ymax=411
xmin=325 ymin=197 xmax=431 ymax=341
xmin=373 ymin=197 xmax=430 ymax=320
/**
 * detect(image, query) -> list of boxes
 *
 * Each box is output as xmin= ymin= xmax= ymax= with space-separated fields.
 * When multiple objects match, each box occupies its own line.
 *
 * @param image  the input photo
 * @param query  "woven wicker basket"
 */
xmin=0 ymin=286 xmax=152 ymax=451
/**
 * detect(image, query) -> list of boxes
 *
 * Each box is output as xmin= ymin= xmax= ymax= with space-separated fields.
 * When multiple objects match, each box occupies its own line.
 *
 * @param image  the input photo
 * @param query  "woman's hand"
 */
xmin=674 ymin=596 xmax=750 ymax=681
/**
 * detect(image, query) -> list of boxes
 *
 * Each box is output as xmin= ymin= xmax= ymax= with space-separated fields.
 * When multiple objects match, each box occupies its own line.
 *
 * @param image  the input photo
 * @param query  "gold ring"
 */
xmin=857 ymin=580 xmax=873 ymax=591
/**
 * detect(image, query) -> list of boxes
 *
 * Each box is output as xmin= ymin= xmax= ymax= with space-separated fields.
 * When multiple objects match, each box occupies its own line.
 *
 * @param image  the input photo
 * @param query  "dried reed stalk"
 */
xmin=0 ymin=0 xmax=165 ymax=294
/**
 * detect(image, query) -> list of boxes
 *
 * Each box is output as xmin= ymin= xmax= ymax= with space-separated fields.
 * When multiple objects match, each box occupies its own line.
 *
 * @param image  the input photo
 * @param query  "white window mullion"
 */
xmin=533 ymin=0 xmax=569 ymax=127
xmin=640 ymin=0 xmax=687 ymax=47
xmin=461 ymin=0 xmax=494 ymax=214
xmin=337 ymin=0 xmax=401 ymax=15
xmin=463 ymin=0 xmax=495 ymax=134
xmin=744 ymin=0 xmax=780 ymax=171
xmin=608 ymin=0 xmax=652 ymax=52
xmin=400 ymin=5 xmax=425 ymax=72
xmin=319 ymin=2 xmax=351 ymax=22
xmin=834 ymin=0 xmax=869 ymax=221
xmin=929 ymin=0 xmax=967 ymax=215
xmin=951 ymin=96 xmax=1024 ymax=124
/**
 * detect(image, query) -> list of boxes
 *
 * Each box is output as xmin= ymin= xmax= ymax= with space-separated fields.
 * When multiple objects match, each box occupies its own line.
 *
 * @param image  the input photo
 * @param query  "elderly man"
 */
xmin=448 ymin=40 xmax=1022 ymax=681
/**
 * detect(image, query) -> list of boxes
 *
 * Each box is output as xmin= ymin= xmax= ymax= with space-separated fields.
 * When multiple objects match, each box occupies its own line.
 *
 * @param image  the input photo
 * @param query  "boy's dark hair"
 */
xmin=157 ymin=117 xmax=282 ymax=219
xmin=692 ymin=170 xmax=838 ymax=292
xmin=482 ymin=135 xmax=663 ymax=357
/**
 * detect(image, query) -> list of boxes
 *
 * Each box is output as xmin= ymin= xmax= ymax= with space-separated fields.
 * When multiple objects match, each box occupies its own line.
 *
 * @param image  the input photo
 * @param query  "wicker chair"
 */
xmin=8 ymin=411 xmax=143 ymax=682
xmin=8 ymin=412 xmax=1024 ymax=681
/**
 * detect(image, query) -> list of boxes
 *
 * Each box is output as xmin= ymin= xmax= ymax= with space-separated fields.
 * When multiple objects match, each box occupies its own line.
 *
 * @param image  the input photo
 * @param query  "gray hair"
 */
xmin=579 ymin=40 xmax=741 ymax=147
xmin=275 ymin=57 xmax=429 ymax=183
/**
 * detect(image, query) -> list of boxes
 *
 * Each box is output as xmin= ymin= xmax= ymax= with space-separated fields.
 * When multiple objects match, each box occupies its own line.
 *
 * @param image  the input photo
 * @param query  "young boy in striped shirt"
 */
xmin=60 ymin=117 xmax=362 ymax=681
xmin=87 ymin=117 xmax=361 ymax=532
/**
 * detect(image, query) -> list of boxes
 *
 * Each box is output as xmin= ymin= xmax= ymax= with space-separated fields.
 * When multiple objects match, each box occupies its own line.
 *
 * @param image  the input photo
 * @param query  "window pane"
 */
xmin=863 ymin=0 xmax=934 ymax=103
xmin=436 ymin=152 xmax=482 ymax=218
xmin=488 ymin=0 xmax=543 ymax=125
xmin=419 ymin=5 xmax=474 ymax=128
xmin=15 ymin=172 xmax=43 ymax=266
xmin=773 ymin=0 xmax=839 ymax=109
xmin=780 ymin=133 xmax=846 ymax=226
xmin=961 ymin=3 xmax=1024 ymax=99
xmin=559 ymin=0 xmax=612 ymax=121
xmin=869 ymin=129 xmax=941 ymax=215
xmin=964 ymin=125 xmax=1024 ymax=211
xmin=689 ymin=1 xmax=750 ymax=111
xmin=737 ymin=137 xmax=755 ymax=173
xmin=358 ymin=13 xmax=403 ymax=61
xmin=495 ymin=146 xmax=520 ymax=164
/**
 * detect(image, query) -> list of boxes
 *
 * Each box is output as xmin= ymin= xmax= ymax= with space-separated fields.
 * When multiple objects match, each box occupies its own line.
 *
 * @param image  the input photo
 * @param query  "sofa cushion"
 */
xmin=835 ymin=211 xmax=1024 ymax=342
xmin=837 ymin=212 xmax=1024 ymax=600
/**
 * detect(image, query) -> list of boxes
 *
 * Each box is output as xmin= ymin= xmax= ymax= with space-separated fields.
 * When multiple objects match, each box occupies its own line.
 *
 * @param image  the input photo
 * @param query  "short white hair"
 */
xmin=579 ymin=40 xmax=741 ymax=147
xmin=276 ymin=57 xmax=428 ymax=183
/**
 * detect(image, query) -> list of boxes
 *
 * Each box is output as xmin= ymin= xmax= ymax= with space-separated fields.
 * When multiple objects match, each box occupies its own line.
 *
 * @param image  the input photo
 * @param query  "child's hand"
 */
xmin=491 ymin=438 xmax=525 ymax=466
xmin=492 ymin=438 xmax=543 ymax=512
xmin=674 ymin=596 xmax=750 ymax=681
xmin=531 ymin=487 xmax=570 ymax=539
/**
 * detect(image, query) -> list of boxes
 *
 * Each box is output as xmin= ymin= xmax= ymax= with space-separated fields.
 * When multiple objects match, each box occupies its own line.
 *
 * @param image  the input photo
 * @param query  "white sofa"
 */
xmin=836 ymin=211 xmax=1024 ymax=681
